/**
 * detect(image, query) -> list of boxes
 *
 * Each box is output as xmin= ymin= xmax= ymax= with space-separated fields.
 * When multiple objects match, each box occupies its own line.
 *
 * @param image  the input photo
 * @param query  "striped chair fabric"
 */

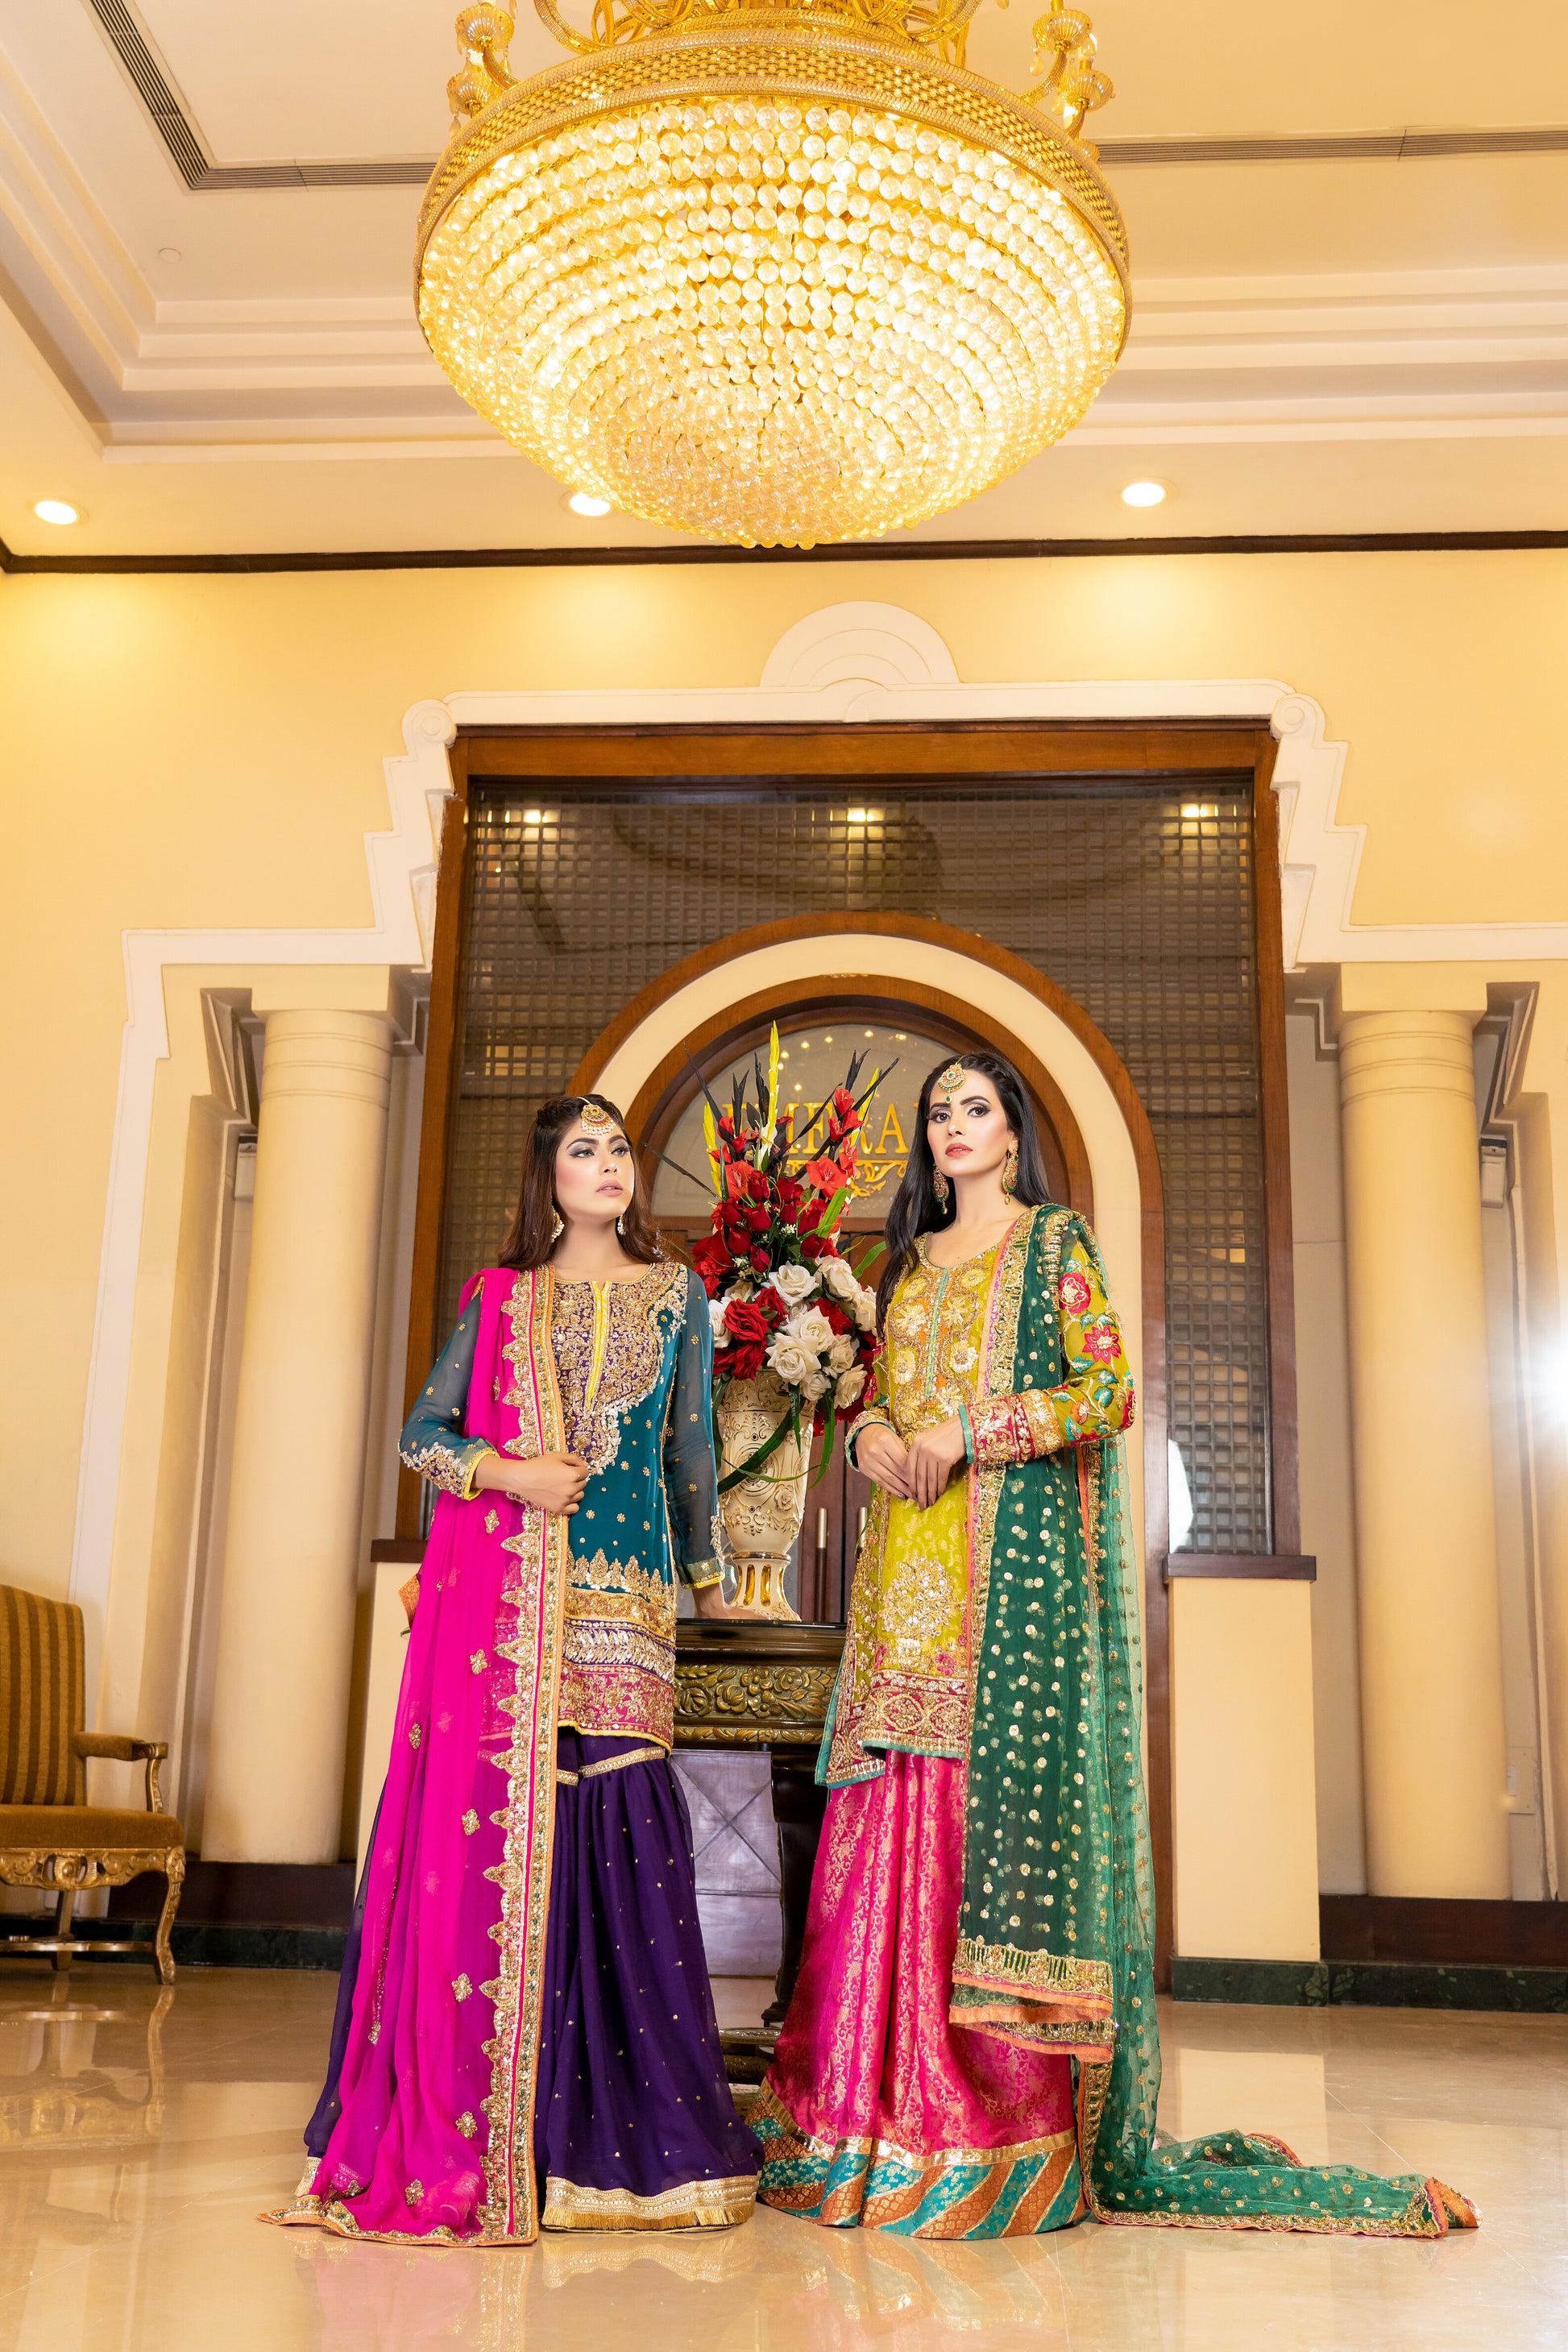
xmin=0 ymin=1584 xmax=86 ymax=1807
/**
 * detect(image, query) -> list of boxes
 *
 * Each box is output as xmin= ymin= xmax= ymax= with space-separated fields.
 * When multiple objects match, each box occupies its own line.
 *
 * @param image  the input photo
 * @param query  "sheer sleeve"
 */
xmin=969 ymin=1230 xmax=1136 ymax=1471
xmin=845 ymin=1350 xmax=895 ymax=1467
xmin=662 ymin=1271 xmax=727 ymax=1588
xmin=398 ymin=1294 xmax=496 ymax=1500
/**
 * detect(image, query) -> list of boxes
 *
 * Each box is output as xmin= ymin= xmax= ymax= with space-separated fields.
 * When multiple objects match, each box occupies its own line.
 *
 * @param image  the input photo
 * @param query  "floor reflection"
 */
xmin=0 ymin=1963 xmax=1563 ymax=2352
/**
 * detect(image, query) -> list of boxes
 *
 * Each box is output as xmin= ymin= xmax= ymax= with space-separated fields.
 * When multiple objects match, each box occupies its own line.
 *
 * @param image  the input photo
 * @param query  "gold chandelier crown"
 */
xmin=418 ymin=0 xmax=1128 ymax=546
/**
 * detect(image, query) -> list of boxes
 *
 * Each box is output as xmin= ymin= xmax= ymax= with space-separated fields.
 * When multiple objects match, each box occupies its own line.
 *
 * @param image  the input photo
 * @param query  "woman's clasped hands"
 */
xmin=475 ymin=1450 xmax=591 ymax=1516
xmin=855 ymin=1417 xmax=968 ymax=1509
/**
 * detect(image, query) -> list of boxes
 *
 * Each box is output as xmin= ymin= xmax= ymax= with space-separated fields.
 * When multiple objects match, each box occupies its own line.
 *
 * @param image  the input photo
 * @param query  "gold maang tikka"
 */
xmin=577 ymin=1097 xmax=616 ymax=1136
xmin=933 ymin=1060 xmax=967 ymax=1101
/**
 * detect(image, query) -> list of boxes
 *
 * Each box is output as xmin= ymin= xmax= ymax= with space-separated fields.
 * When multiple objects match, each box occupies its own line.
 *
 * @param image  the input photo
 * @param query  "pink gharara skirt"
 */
xmin=753 ymin=1752 xmax=1084 ymax=2237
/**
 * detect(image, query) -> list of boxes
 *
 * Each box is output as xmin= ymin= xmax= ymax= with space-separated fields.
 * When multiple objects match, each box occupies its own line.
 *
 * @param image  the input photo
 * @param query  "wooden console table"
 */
xmin=674 ymin=1620 xmax=844 ymax=2035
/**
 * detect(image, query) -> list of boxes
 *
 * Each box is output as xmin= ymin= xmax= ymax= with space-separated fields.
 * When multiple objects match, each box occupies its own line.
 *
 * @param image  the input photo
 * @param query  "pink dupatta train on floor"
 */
xmin=280 ymin=1266 xmax=570 ymax=2244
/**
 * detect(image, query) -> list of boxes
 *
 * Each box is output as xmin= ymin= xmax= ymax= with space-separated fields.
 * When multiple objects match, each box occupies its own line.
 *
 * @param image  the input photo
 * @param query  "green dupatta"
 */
xmin=954 ymin=1206 xmax=1471 ymax=2236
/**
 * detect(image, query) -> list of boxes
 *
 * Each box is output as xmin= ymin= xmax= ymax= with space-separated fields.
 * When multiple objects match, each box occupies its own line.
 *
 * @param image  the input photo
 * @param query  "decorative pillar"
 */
xmin=203 ymin=1010 xmax=394 ymax=1864
xmin=1338 ymin=999 xmax=1509 ymax=1898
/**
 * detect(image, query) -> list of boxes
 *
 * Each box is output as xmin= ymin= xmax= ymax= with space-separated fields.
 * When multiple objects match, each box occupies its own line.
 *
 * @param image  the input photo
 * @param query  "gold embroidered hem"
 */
xmin=560 ymin=1547 xmax=678 ymax=1746
xmin=554 ymin=1745 xmax=665 ymax=1786
xmin=261 ymin=2198 xmax=540 ymax=2248
xmin=953 ymin=1939 xmax=1114 ymax=2009
xmin=752 ymin=2083 xmax=1085 ymax=2238
xmin=836 ymin=1669 xmax=969 ymax=1761
xmin=540 ymin=2172 xmax=758 ymax=2231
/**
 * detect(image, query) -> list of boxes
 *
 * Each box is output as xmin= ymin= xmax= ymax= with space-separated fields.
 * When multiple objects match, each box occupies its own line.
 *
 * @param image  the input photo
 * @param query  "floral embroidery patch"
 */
xmin=452 ymin=1974 xmax=472 ymax=2001
xmin=408 ymin=1724 xmax=421 ymax=1748
xmin=406 ymin=2180 xmax=425 ymax=2208
xmin=1060 ymin=1267 xmax=1093 ymax=1317
xmin=483 ymin=1508 xmax=500 ymax=1534
xmin=470 ymin=1649 xmax=487 ymax=1674
xmin=462 ymin=1808 xmax=479 ymax=1836
xmin=457 ymin=2112 xmax=478 ymax=2138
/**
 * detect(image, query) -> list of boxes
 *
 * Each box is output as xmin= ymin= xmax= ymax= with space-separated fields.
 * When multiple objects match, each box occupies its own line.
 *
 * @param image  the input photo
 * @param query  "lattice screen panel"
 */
xmin=442 ymin=782 xmax=1269 ymax=1555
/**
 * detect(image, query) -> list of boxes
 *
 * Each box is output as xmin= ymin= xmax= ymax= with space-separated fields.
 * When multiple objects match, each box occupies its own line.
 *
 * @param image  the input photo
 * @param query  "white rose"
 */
xmin=820 ymin=1256 xmax=858 ymax=1302
xmin=766 ymin=1262 xmax=818 ymax=1310
xmin=835 ymin=1367 xmax=866 ymax=1408
xmin=852 ymin=1285 xmax=877 ymax=1332
xmin=766 ymin=1332 xmax=819 ymax=1386
xmin=827 ymin=1332 xmax=857 ymax=1374
xmin=801 ymin=1369 xmax=831 ymax=1403
xmin=709 ymin=1298 xmax=731 ymax=1343
xmin=788 ymin=1304 xmax=836 ymax=1356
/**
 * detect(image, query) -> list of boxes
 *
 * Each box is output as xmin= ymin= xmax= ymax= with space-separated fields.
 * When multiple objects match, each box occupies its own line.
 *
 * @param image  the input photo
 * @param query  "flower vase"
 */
xmin=715 ymin=1371 xmax=808 ymax=1622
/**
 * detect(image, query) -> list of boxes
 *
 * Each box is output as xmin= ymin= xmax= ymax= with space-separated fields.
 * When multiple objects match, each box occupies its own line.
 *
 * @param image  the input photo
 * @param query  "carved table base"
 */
xmin=674 ymin=1620 xmax=843 ymax=2039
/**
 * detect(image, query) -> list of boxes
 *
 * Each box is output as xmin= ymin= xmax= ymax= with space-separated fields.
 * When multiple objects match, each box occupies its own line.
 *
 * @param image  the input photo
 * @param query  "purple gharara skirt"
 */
xmin=303 ymin=1732 xmax=758 ymax=2234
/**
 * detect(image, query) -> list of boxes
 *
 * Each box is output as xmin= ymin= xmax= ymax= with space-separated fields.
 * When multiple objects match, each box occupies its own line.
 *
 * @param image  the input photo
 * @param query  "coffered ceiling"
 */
xmin=2 ymin=0 xmax=1566 ymax=554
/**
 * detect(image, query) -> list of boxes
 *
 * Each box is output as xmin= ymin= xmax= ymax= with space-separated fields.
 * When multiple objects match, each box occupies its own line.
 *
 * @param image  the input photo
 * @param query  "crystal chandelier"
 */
xmin=417 ymin=0 xmax=1128 ymax=548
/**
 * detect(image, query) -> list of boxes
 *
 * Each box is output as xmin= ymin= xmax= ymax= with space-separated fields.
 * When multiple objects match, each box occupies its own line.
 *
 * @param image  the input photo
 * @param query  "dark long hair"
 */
xmin=498 ymin=1093 xmax=664 ymax=1272
xmin=875 ymin=1050 xmax=1054 ymax=1325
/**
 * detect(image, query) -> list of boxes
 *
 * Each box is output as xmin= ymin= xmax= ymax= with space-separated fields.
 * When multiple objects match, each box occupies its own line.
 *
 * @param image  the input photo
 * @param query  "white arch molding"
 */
xmin=594 ymin=928 xmax=1150 ymax=1558
xmin=71 ymin=598 xmax=1568 ymax=1719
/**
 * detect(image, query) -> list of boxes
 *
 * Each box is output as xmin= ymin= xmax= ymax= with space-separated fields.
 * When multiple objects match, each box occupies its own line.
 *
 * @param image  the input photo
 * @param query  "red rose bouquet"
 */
xmin=681 ymin=1027 xmax=886 ymax=1489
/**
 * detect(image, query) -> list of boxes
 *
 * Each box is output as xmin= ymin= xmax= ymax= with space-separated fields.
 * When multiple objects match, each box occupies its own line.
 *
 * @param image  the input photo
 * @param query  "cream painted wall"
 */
xmin=1169 ymin=1581 xmax=1321 ymax=1959
xmin=4 ymin=550 xmax=1568 ymax=1927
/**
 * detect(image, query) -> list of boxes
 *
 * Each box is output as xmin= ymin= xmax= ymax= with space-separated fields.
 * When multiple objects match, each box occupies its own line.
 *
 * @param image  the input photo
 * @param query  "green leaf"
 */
xmin=811 ymin=1393 xmax=838 ymax=1486
xmin=717 ymin=1392 xmax=803 ymax=1493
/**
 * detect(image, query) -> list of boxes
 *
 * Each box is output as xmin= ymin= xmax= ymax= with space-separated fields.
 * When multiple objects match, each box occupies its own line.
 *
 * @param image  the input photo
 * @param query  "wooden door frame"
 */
xmin=396 ymin=716 xmax=1297 ymax=1989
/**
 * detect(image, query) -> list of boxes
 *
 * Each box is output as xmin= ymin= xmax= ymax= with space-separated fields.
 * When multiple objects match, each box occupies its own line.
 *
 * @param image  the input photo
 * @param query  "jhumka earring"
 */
xmin=616 ymin=1211 xmax=626 ymax=1236
xmin=932 ymin=1167 xmax=950 ymax=1207
xmin=550 ymin=1207 xmax=565 ymax=1241
xmin=1002 ymin=1144 xmax=1019 ymax=1200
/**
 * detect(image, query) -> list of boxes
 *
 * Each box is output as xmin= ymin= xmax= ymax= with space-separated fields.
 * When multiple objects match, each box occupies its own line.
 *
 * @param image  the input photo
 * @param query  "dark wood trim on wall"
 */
xmin=1321 ymin=1894 xmax=1568 ymax=1968
xmin=1165 ymin=1553 xmax=1316 ymax=1581
xmin=396 ymin=740 xmax=474 ymax=1541
xmin=6 ymin=530 xmax=1568 ymax=576
xmin=1251 ymin=735 xmax=1301 ymax=1555
xmin=462 ymin=718 xmax=1265 ymax=780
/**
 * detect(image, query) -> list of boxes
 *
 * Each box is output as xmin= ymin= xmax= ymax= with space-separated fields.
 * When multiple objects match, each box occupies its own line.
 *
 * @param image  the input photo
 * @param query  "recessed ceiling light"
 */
xmin=1120 ymin=480 xmax=1167 ymax=509
xmin=158 ymin=246 xmax=183 ymax=264
xmin=566 ymin=491 xmax=612 ymax=517
xmin=33 ymin=499 xmax=80 ymax=526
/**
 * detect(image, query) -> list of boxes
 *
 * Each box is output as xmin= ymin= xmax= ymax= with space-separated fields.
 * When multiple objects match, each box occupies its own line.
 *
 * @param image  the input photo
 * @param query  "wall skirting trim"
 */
xmin=1173 ymin=1954 xmax=1568 ymax=2011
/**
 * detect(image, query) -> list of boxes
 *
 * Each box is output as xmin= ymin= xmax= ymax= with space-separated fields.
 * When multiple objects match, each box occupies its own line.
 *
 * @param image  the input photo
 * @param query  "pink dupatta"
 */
xmin=305 ymin=1265 xmax=568 ymax=2244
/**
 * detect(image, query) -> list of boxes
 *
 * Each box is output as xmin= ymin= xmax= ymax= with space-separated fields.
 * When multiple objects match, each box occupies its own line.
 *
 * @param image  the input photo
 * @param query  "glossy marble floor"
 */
xmin=2 ymin=1961 xmax=1566 ymax=2352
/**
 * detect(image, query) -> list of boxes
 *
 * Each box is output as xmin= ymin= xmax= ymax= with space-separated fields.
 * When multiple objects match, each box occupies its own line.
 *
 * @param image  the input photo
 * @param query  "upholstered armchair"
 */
xmin=0 ymin=1583 xmax=185 ymax=1982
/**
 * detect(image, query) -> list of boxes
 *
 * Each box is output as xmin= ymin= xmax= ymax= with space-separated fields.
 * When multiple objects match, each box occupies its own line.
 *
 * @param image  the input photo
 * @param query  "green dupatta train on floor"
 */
xmin=842 ymin=1203 xmax=1475 ymax=2238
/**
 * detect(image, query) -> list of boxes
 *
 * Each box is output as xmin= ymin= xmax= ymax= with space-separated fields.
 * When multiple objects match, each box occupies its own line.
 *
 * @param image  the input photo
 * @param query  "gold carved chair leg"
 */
xmin=52 ymin=1882 xmax=77 ymax=1972
xmin=153 ymin=1855 xmax=185 ymax=1987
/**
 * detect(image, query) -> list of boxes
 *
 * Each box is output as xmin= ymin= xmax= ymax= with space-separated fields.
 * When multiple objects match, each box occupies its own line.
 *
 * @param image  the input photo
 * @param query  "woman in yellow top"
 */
xmin=753 ymin=1048 xmax=1474 ymax=2243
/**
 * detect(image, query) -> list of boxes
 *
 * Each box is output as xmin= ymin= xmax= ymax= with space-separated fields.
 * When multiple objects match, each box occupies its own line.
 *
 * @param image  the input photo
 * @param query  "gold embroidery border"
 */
xmin=541 ymin=2172 xmax=757 ymax=2230
xmin=823 ymin=1481 xmax=891 ymax=1784
xmin=481 ymin=1263 xmax=570 ymax=2243
xmin=555 ymin=1744 xmax=665 ymax=1786
xmin=952 ymin=1938 xmax=1113 ymax=2002
xmin=753 ymin=2081 xmax=1076 ymax=2177
xmin=960 ymin=1203 xmax=1040 ymax=1751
